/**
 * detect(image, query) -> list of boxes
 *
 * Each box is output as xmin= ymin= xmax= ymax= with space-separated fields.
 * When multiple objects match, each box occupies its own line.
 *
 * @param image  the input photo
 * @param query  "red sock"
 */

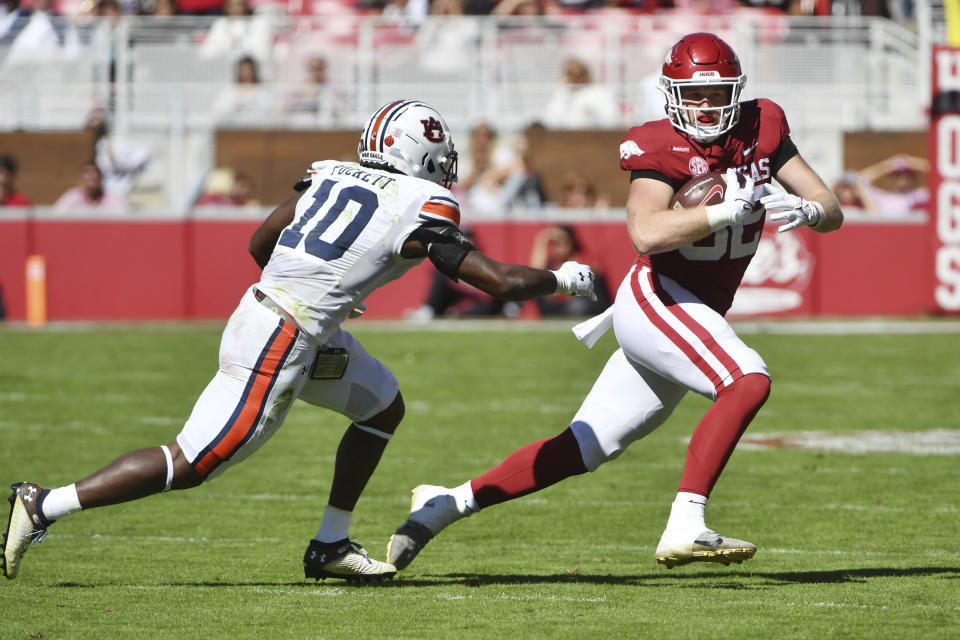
xmin=471 ymin=427 xmax=587 ymax=509
xmin=678 ymin=373 xmax=771 ymax=496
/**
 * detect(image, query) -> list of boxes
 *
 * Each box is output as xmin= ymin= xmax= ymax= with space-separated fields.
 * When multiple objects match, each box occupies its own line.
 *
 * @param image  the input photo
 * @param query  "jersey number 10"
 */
xmin=278 ymin=179 xmax=379 ymax=260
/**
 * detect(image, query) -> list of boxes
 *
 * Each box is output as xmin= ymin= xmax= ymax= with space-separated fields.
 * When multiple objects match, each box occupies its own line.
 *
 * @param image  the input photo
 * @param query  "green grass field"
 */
xmin=1 ymin=321 xmax=958 ymax=639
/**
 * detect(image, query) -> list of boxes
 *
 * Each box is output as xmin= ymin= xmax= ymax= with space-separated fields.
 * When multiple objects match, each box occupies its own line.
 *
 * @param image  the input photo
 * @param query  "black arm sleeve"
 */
xmin=771 ymin=135 xmax=799 ymax=176
xmin=427 ymin=243 xmax=472 ymax=281
xmin=293 ymin=175 xmax=311 ymax=192
xmin=408 ymin=224 xmax=477 ymax=282
xmin=631 ymin=169 xmax=675 ymax=189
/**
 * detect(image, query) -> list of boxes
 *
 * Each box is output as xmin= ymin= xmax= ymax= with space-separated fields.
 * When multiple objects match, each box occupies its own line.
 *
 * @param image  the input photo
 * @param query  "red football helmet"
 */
xmin=659 ymin=32 xmax=746 ymax=142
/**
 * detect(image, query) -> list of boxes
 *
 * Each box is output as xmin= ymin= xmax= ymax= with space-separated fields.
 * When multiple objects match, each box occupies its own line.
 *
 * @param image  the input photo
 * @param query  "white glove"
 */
xmin=551 ymin=261 xmax=597 ymax=300
xmin=348 ymin=303 xmax=367 ymax=319
xmin=760 ymin=187 xmax=825 ymax=233
xmin=704 ymin=168 xmax=756 ymax=231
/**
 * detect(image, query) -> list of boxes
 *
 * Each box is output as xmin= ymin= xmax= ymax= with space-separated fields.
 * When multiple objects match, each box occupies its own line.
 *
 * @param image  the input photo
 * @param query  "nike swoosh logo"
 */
xmin=742 ymin=144 xmax=758 ymax=157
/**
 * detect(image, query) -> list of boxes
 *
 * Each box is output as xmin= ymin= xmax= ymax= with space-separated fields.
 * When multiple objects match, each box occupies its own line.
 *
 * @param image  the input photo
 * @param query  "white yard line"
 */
xmin=740 ymin=429 xmax=960 ymax=455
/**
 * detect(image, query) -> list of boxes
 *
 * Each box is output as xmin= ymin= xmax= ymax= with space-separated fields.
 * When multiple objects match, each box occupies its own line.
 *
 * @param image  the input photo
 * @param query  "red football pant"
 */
xmin=471 ymin=427 xmax=587 ymax=509
xmin=678 ymin=372 xmax=771 ymax=497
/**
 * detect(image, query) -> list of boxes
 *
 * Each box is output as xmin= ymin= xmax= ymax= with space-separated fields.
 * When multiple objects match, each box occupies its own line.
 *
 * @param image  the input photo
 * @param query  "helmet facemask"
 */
xmin=436 ymin=150 xmax=458 ymax=189
xmin=660 ymin=75 xmax=744 ymax=143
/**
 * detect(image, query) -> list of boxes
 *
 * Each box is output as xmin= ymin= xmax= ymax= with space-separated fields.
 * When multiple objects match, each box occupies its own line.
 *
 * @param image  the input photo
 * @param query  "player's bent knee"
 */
xmin=570 ymin=420 xmax=623 ymax=471
xmin=724 ymin=373 xmax=771 ymax=408
xmin=166 ymin=441 xmax=204 ymax=490
xmin=357 ymin=391 xmax=405 ymax=436
xmin=740 ymin=372 xmax=771 ymax=403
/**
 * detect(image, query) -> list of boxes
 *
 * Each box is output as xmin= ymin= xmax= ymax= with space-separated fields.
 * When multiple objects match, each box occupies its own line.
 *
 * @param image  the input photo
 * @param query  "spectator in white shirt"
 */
xmin=87 ymin=108 xmax=152 ymax=198
xmin=212 ymin=55 xmax=276 ymax=125
xmin=281 ymin=55 xmax=348 ymax=126
xmin=199 ymin=0 xmax=274 ymax=67
xmin=543 ymin=58 xmax=619 ymax=130
xmin=5 ymin=0 xmax=80 ymax=64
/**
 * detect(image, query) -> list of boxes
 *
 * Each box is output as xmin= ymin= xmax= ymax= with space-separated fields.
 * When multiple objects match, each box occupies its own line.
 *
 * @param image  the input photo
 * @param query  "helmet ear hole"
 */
xmin=427 ymin=159 xmax=436 ymax=174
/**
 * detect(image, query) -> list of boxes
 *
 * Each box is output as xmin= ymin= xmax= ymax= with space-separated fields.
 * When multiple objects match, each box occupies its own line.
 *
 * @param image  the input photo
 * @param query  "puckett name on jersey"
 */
xmin=330 ymin=164 xmax=397 ymax=189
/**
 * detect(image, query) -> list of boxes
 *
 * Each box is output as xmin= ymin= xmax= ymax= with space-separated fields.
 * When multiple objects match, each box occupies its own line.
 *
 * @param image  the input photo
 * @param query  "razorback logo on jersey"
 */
xmin=620 ymin=140 xmax=644 ymax=160
xmin=420 ymin=117 xmax=445 ymax=143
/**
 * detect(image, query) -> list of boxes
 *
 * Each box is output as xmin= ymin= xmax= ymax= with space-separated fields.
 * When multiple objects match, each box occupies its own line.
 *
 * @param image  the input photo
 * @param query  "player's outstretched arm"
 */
xmin=458 ymin=251 xmax=595 ymax=301
xmin=401 ymin=225 xmax=595 ymax=301
xmin=249 ymin=192 xmax=301 ymax=268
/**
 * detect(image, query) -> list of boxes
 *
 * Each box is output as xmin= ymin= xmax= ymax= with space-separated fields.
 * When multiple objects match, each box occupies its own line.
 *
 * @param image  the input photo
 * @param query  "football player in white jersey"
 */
xmin=2 ymin=99 xmax=596 ymax=583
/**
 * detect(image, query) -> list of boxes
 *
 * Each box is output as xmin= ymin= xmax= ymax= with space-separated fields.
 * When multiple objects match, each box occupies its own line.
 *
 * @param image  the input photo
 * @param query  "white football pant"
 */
xmin=570 ymin=265 xmax=769 ymax=471
xmin=176 ymin=286 xmax=398 ymax=479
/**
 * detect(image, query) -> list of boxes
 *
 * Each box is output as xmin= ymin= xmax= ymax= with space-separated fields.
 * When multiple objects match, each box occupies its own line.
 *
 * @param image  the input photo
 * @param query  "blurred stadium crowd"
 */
xmin=0 ymin=0 xmax=939 ymax=212
xmin=0 ymin=0 xmax=916 ymax=23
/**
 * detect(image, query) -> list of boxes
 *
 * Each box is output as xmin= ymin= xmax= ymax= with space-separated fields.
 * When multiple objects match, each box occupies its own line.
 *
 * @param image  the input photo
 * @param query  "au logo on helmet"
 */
xmin=420 ymin=117 xmax=446 ymax=142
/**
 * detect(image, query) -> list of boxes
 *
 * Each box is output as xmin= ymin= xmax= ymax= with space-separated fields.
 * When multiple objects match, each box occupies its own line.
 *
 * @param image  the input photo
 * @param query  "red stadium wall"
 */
xmin=0 ymin=213 xmax=936 ymax=323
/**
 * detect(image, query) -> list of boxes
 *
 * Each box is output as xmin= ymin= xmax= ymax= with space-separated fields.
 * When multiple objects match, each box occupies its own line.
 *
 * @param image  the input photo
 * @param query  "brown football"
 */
xmin=669 ymin=171 xmax=727 ymax=209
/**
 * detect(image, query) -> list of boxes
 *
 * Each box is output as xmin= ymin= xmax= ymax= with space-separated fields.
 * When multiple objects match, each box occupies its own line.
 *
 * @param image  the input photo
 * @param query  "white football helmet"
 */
xmin=659 ymin=32 xmax=746 ymax=143
xmin=358 ymin=100 xmax=458 ymax=188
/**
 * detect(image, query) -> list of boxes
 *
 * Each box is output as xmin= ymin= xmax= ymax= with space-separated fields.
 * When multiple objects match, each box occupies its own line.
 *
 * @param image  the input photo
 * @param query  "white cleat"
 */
xmin=655 ymin=529 xmax=756 ymax=569
xmin=2 ymin=482 xmax=51 ymax=580
xmin=386 ymin=484 xmax=467 ymax=571
xmin=303 ymin=539 xmax=396 ymax=584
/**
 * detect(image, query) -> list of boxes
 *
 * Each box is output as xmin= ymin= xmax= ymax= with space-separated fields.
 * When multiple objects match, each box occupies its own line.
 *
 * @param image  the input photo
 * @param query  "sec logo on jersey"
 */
xmin=688 ymin=157 xmax=709 ymax=176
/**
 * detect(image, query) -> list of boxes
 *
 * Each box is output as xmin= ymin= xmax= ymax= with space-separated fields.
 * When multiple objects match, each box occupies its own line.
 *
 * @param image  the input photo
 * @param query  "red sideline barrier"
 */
xmin=0 ymin=214 xmax=935 ymax=322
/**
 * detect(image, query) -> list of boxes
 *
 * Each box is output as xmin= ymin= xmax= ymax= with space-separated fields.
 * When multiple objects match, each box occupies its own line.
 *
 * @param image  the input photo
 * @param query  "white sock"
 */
xmin=314 ymin=505 xmax=352 ymax=543
xmin=665 ymin=491 xmax=707 ymax=533
xmin=41 ymin=484 xmax=82 ymax=523
xmin=451 ymin=481 xmax=479 ymax=516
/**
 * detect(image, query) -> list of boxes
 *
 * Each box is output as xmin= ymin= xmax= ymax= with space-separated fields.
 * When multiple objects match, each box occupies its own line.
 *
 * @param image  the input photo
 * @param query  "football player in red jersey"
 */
xmin=387 ymin=32 xmax=843 ymax=570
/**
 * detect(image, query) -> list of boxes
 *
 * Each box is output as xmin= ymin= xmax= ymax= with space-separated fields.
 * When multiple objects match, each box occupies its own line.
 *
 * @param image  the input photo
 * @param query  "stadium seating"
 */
xmin=0 ymin=12 xmax=936 ymax=208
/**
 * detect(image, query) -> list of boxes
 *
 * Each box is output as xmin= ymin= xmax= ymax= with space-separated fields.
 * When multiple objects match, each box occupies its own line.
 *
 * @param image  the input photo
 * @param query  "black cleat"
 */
xmin=303 ymin=538 xmax=396 ymax=584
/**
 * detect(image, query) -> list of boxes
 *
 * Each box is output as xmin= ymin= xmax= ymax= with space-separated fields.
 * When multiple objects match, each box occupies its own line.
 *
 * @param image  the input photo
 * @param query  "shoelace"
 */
xmin=346 ymin=540 xmax=371 ymax=564
xmin=28 ymin=529 xmax=48 ymax=545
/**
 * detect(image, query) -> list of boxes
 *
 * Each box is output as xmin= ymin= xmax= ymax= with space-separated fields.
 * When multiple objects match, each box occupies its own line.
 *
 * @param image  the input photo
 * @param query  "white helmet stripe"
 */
xmin=363 ymin=99 xmax=404 ymax=153
xmin=375 ymin=100 xmax=424 ymax=153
